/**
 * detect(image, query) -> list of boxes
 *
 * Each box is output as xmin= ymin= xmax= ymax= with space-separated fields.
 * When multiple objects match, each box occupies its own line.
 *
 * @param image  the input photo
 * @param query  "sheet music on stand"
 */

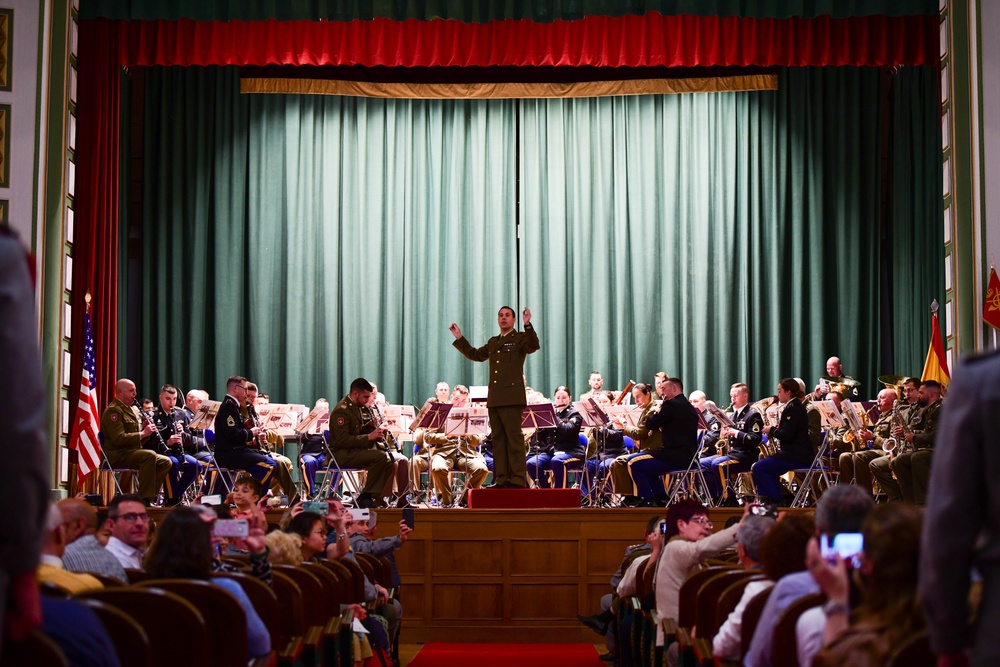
xmin=411 ymin=402 xmax=452 ymax=432
xmin=444 ymin=406 xmax=490 ymax=437
xmin=814 ymin=400 xmax=845 ymax=429
xmin=573 ymin=399 xmax=608 ymax=428
xmin=382 ymin=404 xmax=416 ymax=442
xmin=295 ymin=406 xmax=327 ymax=435
xmin=695 ymin=411 xmax=710 ymax=430
xmin=705 ymin=404 xmax=736 ymax=429
xmin=188 ymin=400 xmax=221 ymax=431
xmin=520 ymin=403 xmax=558 ymax=431
xmin=256 ymin=403 xmax=300 ymax=436
xmin=841 ymin=400 xmax=865 ymax=432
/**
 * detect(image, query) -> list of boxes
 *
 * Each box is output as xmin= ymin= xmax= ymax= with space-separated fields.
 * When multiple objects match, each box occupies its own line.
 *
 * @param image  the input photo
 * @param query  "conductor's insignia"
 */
xmin=227 ymin=415 xmax=236 ymax=427
xmin=752 ymin=423 xmax=760 ymax=433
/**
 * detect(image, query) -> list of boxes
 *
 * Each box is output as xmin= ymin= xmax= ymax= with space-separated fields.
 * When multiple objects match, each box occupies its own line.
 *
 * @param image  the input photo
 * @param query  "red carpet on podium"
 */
xmin=466 ymin=488 xmax=581 ymax=509
xmin=407 ymin=643 xmax=605 ymax=667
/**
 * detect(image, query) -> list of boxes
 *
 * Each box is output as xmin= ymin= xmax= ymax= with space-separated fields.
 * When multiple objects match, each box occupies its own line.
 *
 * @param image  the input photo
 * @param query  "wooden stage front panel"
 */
xmin=375 ymin=507 xmax=745 ymax=644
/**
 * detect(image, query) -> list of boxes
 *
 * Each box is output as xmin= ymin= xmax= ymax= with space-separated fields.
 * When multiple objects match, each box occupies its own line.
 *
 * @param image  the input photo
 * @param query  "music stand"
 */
xmin=409 ymin=402 xmax=453 ymax=504
xmin=440 ymin=407 xmax=490 ymax=506
xmin=522 ymin=404 xmax=558 ymax=488
xmin=574 ymin=399 xmax=611 ymax=505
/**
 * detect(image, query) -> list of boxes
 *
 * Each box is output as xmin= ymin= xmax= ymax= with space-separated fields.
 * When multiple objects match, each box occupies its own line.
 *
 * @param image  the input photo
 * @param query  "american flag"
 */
xmin=68 ymin=310 xmax=101 ymax=480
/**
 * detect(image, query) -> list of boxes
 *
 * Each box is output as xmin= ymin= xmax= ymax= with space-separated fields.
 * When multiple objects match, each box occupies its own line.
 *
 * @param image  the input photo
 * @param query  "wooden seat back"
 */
xmin=76 ymin=597 xmax=153 ymax=667
xmin=694 ymin=570 xmax=761 ymax=638
xmin=138 ymin=579 xmax=250 ymax=666
xmin=353 ymin=552 xmax=380 ymax=586
xmin=212 ymin=571 xmax=281 ymax=646
xmin=324 ymin=557 xmax=366 ymax=603
xmin=79 ymin=587 xmax=209 ymax=667
xmin=772 ymin=592 xmax=824 ymax=667
xmin=85 ymin=572 xmax=127 ymax=587
xmin=270 ymin=571 xmax=306 ymax=644
xmin=299 ymin=563 xmax=344 ymax=619
xmin=124 ymin=568 xmax=155 ymax=584
xmin=0 ymin=630 xmax=68 ymax=667
xmin=273 ymin=565 xmax=325 ymax=627
xmin=678 ymin=565 xmax=738 ymax=628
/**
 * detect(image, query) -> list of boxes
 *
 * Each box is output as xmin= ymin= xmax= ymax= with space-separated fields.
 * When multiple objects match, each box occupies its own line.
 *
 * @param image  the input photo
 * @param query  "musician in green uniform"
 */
xmin=329 ymin=378 xmax=395 ymax=508
xmin=837 ymin=387 xmax=897 ymax=496
xmin=450 ymin=306 xmax=540 ymax=489
xmin=100 ymin=379 xmax=173 ymax=504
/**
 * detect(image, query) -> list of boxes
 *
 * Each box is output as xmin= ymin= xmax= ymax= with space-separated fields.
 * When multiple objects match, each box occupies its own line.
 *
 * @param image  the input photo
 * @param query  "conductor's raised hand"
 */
xmin=449 ymin=323 xmax=462 ymax=339
xmin=522 ymin=308 xmax=532 ymax=325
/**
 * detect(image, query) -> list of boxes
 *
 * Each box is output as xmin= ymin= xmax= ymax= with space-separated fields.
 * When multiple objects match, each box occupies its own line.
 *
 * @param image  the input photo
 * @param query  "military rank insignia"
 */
xmin=752 ymin=423 xmax=760 ymax=433
xmin=111 ymin=413 xmax=118 ymax=421
xmin=337 ymin=417 xmax=345 ymax=426
xmin=227 ymin=415 xmax=236 ymax=427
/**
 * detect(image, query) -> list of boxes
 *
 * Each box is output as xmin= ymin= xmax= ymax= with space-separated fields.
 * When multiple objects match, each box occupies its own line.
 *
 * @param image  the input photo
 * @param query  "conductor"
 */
xmin=450 ymin=307 xmax=540 ymax=488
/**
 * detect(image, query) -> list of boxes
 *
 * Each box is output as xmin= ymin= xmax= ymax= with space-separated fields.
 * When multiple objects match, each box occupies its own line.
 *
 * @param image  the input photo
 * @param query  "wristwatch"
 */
xmin=822 ymin=599 xmax=850 ymax=616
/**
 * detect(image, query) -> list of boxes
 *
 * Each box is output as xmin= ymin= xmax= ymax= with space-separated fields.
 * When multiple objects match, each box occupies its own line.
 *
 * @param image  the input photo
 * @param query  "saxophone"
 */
xmin=882 ymin=401 xmax=905 ymax=456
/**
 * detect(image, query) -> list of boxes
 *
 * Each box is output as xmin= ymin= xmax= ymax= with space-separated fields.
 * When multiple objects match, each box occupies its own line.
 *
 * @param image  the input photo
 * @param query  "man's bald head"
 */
xmin=114 ymin=379 xmax=138 ymax=403
xmin=58 ymin=498 xmax=98 ymax=544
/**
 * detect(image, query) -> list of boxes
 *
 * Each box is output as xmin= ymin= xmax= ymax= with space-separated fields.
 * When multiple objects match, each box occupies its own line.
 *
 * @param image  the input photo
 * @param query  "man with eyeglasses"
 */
xmin=103 ymin=495 xmax=150 ymax=570
xmin=214 ymin=375 xmax=276 ymax=492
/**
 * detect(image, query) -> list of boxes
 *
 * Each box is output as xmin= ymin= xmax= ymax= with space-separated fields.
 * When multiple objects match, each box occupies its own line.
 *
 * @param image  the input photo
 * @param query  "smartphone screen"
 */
xmin=402 ymin=507 xmax=415 ymax=529
xmin=201 ymin=494 xmax=222 ymax=506
xmin=820 ymin=532 xmax=864 ymax=567
xmin=302 ymin=500 xmax=329 ymax=515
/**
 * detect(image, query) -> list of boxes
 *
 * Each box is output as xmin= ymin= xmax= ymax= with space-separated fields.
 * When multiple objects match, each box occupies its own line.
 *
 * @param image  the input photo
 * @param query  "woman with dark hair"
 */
xmin=144 ymin=507 xmax=271 ymax=658
xmin=751 ymin=378 xmax=814 ymax=503
xmin=283 ymin=511 xmax=328 ymax=562
xmin=653 ymin=500 xmax=757 ymax=647
xmin=526 ymin=386 xmax=583 ymax=488
xmin=808 ymin=504 xmax=925 ymax=666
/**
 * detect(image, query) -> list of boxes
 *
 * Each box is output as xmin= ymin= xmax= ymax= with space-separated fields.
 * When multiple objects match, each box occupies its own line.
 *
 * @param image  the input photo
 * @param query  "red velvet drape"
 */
xmin=111 ymin=13 xmax=939 ymax=69
xmin=72 ymin=20 xmax=120 ymax=410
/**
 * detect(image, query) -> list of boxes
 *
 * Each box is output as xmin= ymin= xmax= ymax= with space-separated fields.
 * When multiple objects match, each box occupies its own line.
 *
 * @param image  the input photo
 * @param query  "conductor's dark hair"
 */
xmin=498 ymin=306 xmax=515 ymax=317
xmin=350 ymin=378 xmax=374 ymax=393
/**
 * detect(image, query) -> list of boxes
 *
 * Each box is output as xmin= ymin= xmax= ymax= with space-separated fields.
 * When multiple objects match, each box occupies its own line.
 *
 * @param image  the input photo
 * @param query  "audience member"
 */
xmin=40 ymin=597 xmax=122 ymax=667
xmin=807 ymin=504 xmax=924 ymax=666
xmin=711 ymin=514 xmax=776 ymax=661
xmin=285 ymin=512 xmax=330 ymax=561
xmin=103 ymin=494 xmax=151 ymax=570
xmin=347 ymin=510 xmax=410 ymax=588
xmin=189 ymin=503 xmax=273 ymax=585
xmin=265 ymin=530 xmax=304 ymax=566
xmin=144 ymin=507 xmax=271 ymax=658
xmin=58 ymin=498 xmax=128 ymax=583
xmin=744 ymin=485 xmax=875 ymax=667
xmin=36 ymin=504 xmax=103 ymax=595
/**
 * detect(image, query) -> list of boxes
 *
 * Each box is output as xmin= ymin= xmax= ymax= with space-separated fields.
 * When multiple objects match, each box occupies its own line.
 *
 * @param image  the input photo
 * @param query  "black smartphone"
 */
xmin=84 ymin=494 xmax=103 ymax=507
xmin=402 ymin=507 xmax=415 ymax=529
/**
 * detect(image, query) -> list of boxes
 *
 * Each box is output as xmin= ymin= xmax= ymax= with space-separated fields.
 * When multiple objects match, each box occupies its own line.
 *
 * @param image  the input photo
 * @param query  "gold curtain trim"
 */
xmin=240 ymin=74 xmax=778 ymax=99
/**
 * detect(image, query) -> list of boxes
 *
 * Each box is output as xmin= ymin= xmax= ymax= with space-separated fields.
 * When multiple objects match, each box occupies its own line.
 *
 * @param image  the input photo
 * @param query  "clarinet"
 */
xmin=371 ymin=403 xmax=402 ymax=453
xmin=246 ymin=403 xmax=270 ymax=454
xmin=135 ymin=399 xmax=176 ymax=456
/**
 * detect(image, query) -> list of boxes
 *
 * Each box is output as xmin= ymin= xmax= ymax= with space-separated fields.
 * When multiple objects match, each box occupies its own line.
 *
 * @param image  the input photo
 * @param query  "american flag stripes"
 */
xmin=68 ymin=310 xmax=102 ymax=480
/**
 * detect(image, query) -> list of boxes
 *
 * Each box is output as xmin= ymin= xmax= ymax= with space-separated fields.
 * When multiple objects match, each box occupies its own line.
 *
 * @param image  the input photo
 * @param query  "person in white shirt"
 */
xmin=711 ymin=514 xmax=774 ymax=660
xmin=103 ymin=494 xmax=150 ymax=570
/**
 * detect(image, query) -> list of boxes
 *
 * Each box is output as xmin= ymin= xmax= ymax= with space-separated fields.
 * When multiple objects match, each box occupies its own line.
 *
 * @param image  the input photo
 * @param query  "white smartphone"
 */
xmin=820 ymin=532 xmax=863 ymax=568
xmin=200 ymin=494 xmax=222 ymax=506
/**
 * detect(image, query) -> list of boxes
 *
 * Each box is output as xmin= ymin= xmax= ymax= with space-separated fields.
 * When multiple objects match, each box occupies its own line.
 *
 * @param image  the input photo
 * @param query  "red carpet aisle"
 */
xmin=407 ymin=643 xmax=605 ymax=666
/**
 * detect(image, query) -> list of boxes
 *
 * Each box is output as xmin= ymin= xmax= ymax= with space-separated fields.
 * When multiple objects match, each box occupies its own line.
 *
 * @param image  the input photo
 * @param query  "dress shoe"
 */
xmin=598 ymin=652 xmax=614 ymax=663
xmin=355 ymin=493 xmax=378 ymax=509
xmin=577 ymin=613 xmax=609 ymax=636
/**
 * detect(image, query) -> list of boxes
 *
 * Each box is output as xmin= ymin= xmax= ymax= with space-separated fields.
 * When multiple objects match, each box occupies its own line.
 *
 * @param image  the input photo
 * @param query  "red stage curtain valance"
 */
xmin=108 ymin=13 xmax=939 ymax=69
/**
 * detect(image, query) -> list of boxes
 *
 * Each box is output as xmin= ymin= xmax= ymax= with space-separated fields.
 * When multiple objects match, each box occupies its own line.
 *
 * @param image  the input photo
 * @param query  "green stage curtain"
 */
xmin=521 ymin=68 xmax=890 ymax=401
xmin=136 ymin=66 xmax=941 ymax=406
xmin=139 ymin=67 xmax=515 ymax=403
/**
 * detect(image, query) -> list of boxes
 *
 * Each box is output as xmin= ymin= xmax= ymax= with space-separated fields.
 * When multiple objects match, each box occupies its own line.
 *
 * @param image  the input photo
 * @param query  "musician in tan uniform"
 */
xmin=329 ymin=378 xmax=395 ymax=508
xmin=608 ymin=383 xmax=662 ymax=500
xmin=423 ymin=385 xmax=489 ymax=505
xmin=869 ymin=380 xmax=942 ymax=504
xmin=100 ymin=379 xmax=172 ymax=504
xmin=450 ymin=306 xmax=540 ymax=489
xmin=838 ymin=387 xmax=896 ymax=496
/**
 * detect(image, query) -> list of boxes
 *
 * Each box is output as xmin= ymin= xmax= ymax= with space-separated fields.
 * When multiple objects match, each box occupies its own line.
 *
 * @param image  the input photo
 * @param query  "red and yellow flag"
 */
xmin=921 ymin=311 xmax=950 ymax=387
xmin=984 ymin=267 xmax=1000 ymax=330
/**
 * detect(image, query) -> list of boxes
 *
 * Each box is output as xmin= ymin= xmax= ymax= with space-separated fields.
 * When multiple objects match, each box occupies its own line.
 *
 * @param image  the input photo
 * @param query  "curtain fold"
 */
xmin=72 ymin=20 xmax=121 ymax=409
xmin=106 ymin=15 xmax=938 ymax=69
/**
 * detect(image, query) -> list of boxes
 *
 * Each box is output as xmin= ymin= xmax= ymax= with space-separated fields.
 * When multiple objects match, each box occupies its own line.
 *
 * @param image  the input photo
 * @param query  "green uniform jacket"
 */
xmin=622 ymin=402 xmax=662 ymax=452
xmin=868 ymin=409 xmax=895 ymax=450
xmin=910 ymin=398 xmax=943 ymax=450
xmin=453 ymin=324 xmax=540 ymax=407
xmin=329 ymin=395 xmax=376 ymax=451
xmin=101 ymin=398 xmax=147 ymax=452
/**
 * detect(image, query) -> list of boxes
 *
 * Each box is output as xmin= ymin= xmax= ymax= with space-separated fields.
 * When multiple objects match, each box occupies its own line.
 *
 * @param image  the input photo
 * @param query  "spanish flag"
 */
xmin=921 ymin=310 xmax=950 ymax=387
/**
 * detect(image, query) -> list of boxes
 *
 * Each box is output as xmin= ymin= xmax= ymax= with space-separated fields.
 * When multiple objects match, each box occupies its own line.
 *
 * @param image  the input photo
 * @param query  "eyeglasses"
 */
xmin=313 ymin=528 xmax=328 ymax=537
xmin=690 ymin=516 xmax=713 ymax=527
xmin=113 ymin=512 xmax=149 ymax=524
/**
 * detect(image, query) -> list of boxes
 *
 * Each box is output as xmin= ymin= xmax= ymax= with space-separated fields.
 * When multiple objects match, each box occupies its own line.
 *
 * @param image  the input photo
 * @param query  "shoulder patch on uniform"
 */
xmin=111 ymin=413 xmax=118 ymax=421
xmin=227 ymin=415 xmax=236 ymax=427
xmin=752 ymin=423 xmax=760 ymax=433
xmin=337 ymin=417 xmax=345 ymax=426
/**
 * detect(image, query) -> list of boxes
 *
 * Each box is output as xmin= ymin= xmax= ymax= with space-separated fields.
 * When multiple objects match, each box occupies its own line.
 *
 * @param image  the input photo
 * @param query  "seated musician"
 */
xmin=100 ymin=378 xmax=173 ymax=505
xmin=328 ymin=378 xmax=395 ymax=509
xmin=526 ymin=386 xmax=584 ymax=488
xmin=368 ymin=383 xmax=411 ymax=507
xmin=581 ymin=391 xmax=626 ymax=503
xmin=413 ymin=382 xmax=450 ymax=487
xmin=299 ymin=398 xmax=329 ymax=499
xmin=838 ymin=387 xmax=896 ymax=498
xmin=579 ymin=370 xmax=604 ymax=401
xmin=812 ymin=356 xmax=861 ymax=400
xmin=689 ymin=390 xmax=721 ymax=456
xmin=751 ymin=378 xmax=814 ymax=504
xmin=422 ymin=385 xmax=489 ymax=505
xmin=244 ymin=382 xmax=297 ymax=502
xmin=626 ymin=377 xmax=701 ymax=507
xmin=181 ymin=388 xmax=213 ymax=465
xmin=869 ymin=380 xmax=942 ymax=505
xmin=214 ymin=376 xmax=277 ymax=493
xmin=151 ymin=384 xmax=203 ymax=506
xmin=699 ymin=383 xmax=763 ymax=503
xmin=608 ymin=383 xmax=661 ymax=504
